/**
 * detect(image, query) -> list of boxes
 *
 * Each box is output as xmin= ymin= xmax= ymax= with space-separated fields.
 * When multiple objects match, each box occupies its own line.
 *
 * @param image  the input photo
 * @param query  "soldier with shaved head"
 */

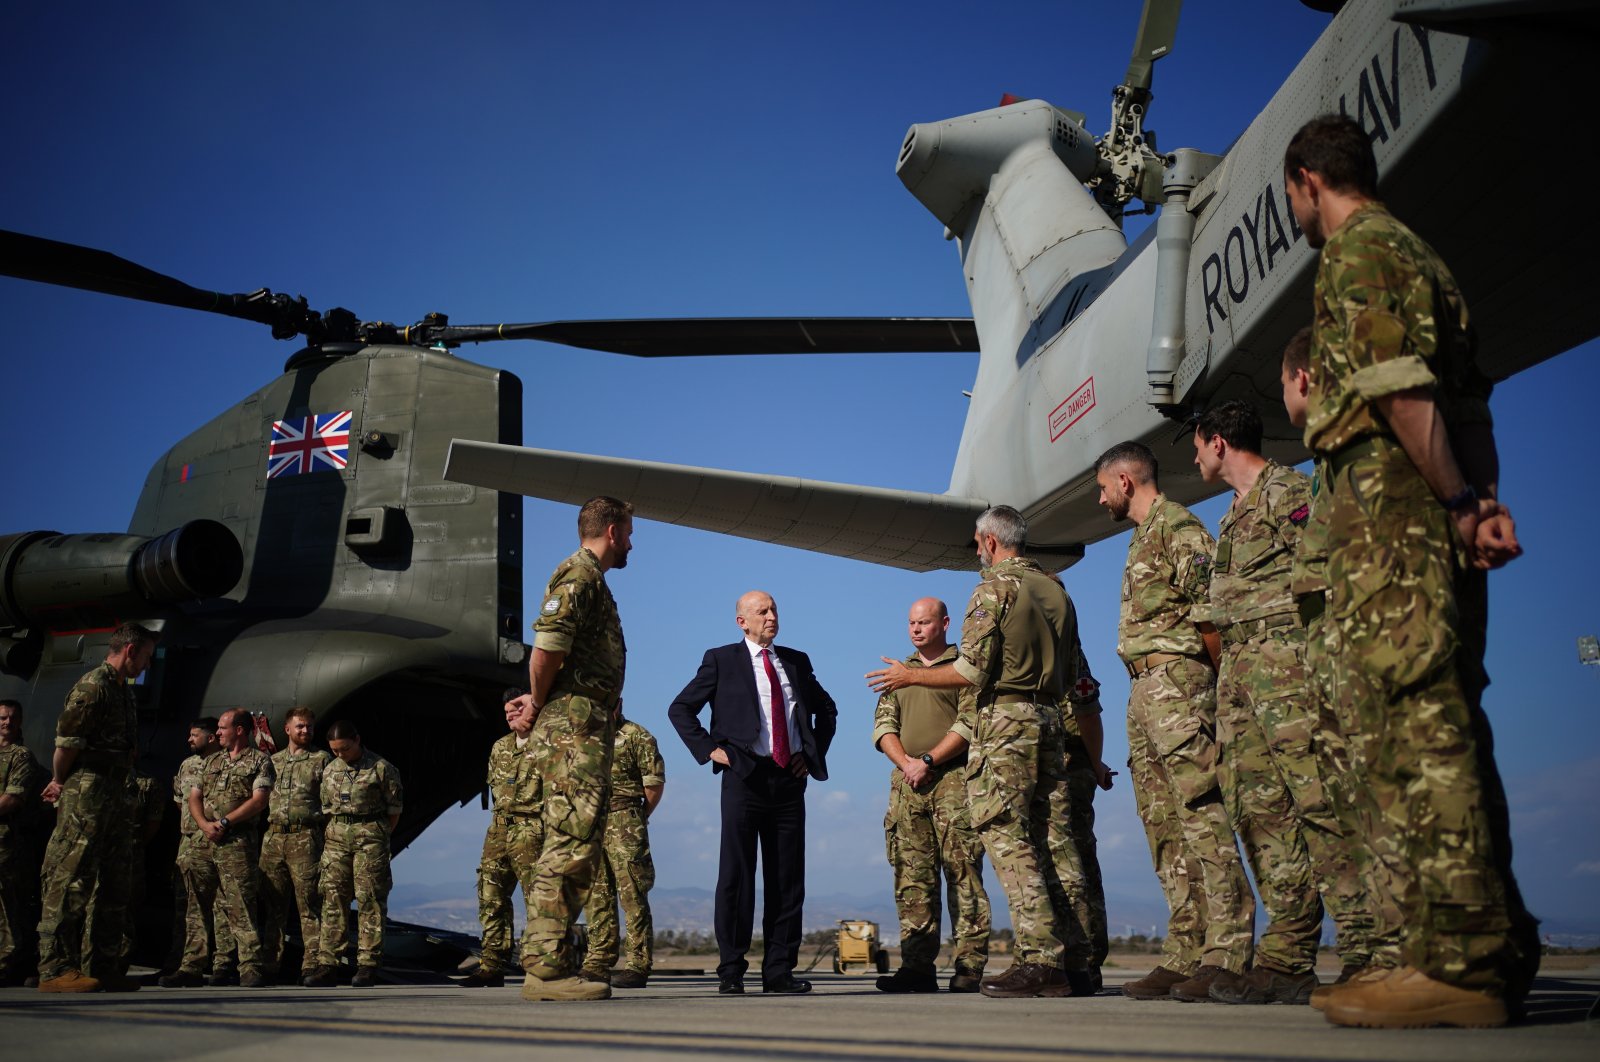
xmin=870 ymin=597 xmax=990 ymax=993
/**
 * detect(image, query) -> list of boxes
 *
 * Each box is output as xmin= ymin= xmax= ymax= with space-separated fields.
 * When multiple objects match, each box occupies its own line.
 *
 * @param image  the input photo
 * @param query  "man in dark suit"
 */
xmin=668 ymin=590 xmax=837 ymax=995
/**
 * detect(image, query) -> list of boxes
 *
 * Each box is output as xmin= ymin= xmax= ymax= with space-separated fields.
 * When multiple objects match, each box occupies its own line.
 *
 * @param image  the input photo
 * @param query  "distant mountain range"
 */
xmin=389 ymin=881 xmax=1177 ymax=943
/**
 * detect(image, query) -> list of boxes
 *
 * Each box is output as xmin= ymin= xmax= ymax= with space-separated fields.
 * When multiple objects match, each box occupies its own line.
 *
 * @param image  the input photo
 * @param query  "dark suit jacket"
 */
xmin=668 ymin=642 xmax=837 ymax=782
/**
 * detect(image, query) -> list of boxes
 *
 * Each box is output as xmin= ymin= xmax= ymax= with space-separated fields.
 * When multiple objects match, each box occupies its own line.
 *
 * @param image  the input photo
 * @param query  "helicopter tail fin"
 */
xmin=443 ymin=440 xmax=988 ymax=573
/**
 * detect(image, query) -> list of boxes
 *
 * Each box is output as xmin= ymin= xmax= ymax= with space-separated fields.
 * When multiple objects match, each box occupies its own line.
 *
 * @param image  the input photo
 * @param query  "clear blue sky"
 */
xmin=4 ymin=2 xmax=1595 ymax=936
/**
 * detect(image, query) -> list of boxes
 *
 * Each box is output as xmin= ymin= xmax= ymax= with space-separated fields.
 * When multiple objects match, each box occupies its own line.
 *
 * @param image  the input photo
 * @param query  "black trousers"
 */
xmin=715 ymin=758 xmax=806 ymax=983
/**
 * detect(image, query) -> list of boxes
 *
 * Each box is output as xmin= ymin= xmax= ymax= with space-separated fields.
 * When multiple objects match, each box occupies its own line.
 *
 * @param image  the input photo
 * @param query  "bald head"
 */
xmin=736 ymin=591 xmax=779 ymax=647
xmin=907 ymin=597 xmax=950 ymax=658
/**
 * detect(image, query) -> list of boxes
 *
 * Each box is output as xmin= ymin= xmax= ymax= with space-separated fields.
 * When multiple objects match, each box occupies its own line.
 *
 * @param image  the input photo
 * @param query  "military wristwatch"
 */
xmin=920 ymin=754 xmax=934 ymax=767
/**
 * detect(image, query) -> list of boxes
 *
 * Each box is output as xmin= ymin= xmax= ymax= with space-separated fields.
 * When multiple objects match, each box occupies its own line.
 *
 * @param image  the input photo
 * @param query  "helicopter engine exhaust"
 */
xmin=0 ymin=519 xmax=244 ymax=635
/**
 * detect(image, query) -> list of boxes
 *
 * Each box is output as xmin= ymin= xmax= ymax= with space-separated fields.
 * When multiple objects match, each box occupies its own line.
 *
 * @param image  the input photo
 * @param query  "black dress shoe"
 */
xmin=763 ymin=976 xmax=812 ymax=994
xmin=718 ymin=977 xmax=745 ymax=995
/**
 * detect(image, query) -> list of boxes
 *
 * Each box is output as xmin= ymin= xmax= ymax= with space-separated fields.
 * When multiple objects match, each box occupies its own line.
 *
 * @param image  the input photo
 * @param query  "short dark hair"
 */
xmin=1282 ymin=325 xmax=1312 ymax=375
xmin=501 ymin=686 xmax=529 ymax=705
xmin=284 ymin=706 xmax=315 ymax=726
xmin=577 ymin=496 xmax=633 ymax=540
xmin=1284 ymin=114 xmax=1378 ymax=199
xmin=108 ymin=621 xmax=159 ymax=654
xmin=190 ymin=716 xmax=219 ymax=734
xmin=326 ymin=719 xmax=361 ymax=742
xmin=0 ymin=699 xmax=20 ymax=713
xmin=1095 ymin=441 xmax=1158 ymax=486
xmin=1195 ymin=400 xmax=1263 ymax=455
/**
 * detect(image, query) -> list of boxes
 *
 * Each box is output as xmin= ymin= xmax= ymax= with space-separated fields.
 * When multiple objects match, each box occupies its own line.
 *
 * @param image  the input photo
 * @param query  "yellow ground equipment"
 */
xmin=832 ymin=919 xmax=889 ymax=974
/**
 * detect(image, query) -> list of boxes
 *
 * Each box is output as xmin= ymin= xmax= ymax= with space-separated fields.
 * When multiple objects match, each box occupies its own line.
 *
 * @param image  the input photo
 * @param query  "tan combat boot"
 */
xmin=521 ymin=973 xmax=612 ymax=1001
xmin=39 ymin=971 xmax=101 ymax=993
xmin=1323 ymin=965 xmax=1509 ymax=1029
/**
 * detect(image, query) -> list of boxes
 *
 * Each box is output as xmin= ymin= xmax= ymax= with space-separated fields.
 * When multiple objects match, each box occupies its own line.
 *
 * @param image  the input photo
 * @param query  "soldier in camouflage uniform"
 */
xmin=460 ymin=687 xmax=543 ymax=988
xmin=521 ymin=496 xmax=632 ymax=1003
xmin=1284 ymin=115 xmax=1538 ymax=1028
xmin=1055 ymin=640 xmax=1114 ymax=987
xmin=1281 ymin=330 xmax=1407 ymax=1003
xmin=582 ymin=700 xmax=665 ymax=988
xmin=160 ymin=719 xmax=231 ymax=986
xmin=35 ymin=622 xmax=157 ymax=993
xmin=869 ymin=506 xmax=1091 ymax=999
xmin=259 ymin=707 xmax=330 ymax=982
xmin=186 ymin=709 xmax=275 ymax=987
xmin=870 ymin=598 xmax=989 ymax=995
xmin=305 ymin=719 xmax=403 ymax=988
xmin=0 ymin=700 xmax=45 ymax=986
xmin=1192 ymin=400 xmax=1374 ymax=1004
xmin=1094 ymin=443 xmax=1254 ymax=1002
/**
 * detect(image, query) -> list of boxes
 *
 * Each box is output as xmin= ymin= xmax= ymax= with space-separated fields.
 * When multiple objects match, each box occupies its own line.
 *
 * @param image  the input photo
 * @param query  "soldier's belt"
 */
xmin=549 ymin=681 xmax=619 ymax=706
xmin=1218 ymin=613 xmax=1299 ymax=648
xmin=608 ymin=796 xmax=645 ymax=811
xmin=988 ymin=691 xmax=1053 ymax=706
xmin=1124 ymin=652 xmax=1204 ymax=678
xmin=267 ymin=820 xmax=323 ymax=834
xmin=1326 ymin=434 xmax=1392 ymax=478
xmin=74 ymin=750 xmax=133 ymax=772
xmin=494 ymin=810 xmax=540 ymax=823
xmin=331 ymin=812 xmax=386 ymax=823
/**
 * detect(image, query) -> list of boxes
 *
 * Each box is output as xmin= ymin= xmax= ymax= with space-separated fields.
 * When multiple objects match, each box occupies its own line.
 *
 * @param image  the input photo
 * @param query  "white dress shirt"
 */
xmin=744 ymin=638 xmax=799 ymax=758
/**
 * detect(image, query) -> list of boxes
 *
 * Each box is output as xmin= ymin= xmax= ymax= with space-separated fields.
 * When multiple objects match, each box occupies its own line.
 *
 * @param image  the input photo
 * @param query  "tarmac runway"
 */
xmin=2 ymin=965 xmax=1596 ymax=1062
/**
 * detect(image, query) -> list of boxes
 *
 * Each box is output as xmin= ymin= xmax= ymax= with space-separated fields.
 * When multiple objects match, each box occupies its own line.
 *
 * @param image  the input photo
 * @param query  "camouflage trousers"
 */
xmin=1125 ymin=657 xmax=1254 ymax=974
xmin=477 ymin=813 xmax=543 ymax=974
xmin=523 ymin=694 xmax=613 ymax=980
xmin=0 ymin=836 xmax=41 ymax=978
xmin=260 ymin=825 xmax=323 ymax=976
xmin=36 ymin=768 xmax=133 ymax=980
xmin=966 ymin=699 xmax=1091 ymax=969
xmin=318 ymin=818 xmax=392 ymax=969
xmin=1322 ymin=442 xmax=1538 ymax=998
xmin=1218 ymin=625 xmax=1373 ymax=974
xmin=176 ymin=832 xmax=235 ymax=974
xmin=1061 ymin=762 xmax=1108 ymax=967
xmin=187 ymin=834 xmax=264 ymax=975
xmin=583 ymin=802 xmax=656 ymax=975
xmin=882 ymin=763 xmax=989 ymax=976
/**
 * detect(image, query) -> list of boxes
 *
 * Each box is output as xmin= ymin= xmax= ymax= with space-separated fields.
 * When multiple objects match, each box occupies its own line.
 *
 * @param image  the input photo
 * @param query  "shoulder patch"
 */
xmin=542 ymin=596 xmax=561 ymax=614
xmin=1194 ymin=554 xmax=1211 ymax=569
xmin=1288 ymin=504 xmax=1310 ymax=526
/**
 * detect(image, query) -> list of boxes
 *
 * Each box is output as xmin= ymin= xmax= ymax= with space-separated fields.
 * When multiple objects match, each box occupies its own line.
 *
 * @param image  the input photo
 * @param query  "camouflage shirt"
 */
xmin=174 ymin=753 xmax=209 ymax=835
xmin=1288 ymin=461 xmax=1331 ymax=599
xmin=533 ymin=547 xmax=626 ymax=706
xmin=268 ymin=746 xmax=332 ymax=827
xmin=1117 ymin=494 xmax=1214 ymax=662
xmin=609 ymin=719 xmax=665 ymax=802
xmin=953 ymin=555 xmax=1077 ymax=702
xmin=0 ymin=741 xmax=44 ymax=846
xmin=1211 ymin=461 xmax=1312 ymax=629
xmin=486 ymin=732 xmax=542 ymax=817
xmin=872 ymin=644 xmax=975 ymax=757
xmin=197 ymin=747 xmax=275 ymax=827
xmin=321 ymin=749 xmax=403 ymax=820
xmin=1304 ymin=201 xmax=1493 ymax=456
xmin=1059 ymin=639 xmax=1104 ymax=763
xmin=55 ymin=661 xmax=137 ymax=767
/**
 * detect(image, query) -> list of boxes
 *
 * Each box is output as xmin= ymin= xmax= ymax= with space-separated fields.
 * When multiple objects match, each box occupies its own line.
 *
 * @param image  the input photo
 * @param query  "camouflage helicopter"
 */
xmin=445 ymin=0 xmax=1600 ymax=569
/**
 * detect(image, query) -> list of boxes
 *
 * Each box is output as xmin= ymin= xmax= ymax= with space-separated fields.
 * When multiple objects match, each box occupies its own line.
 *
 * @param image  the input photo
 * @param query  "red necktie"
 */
xmin=761 ymin=648 xmax=790 ymax=768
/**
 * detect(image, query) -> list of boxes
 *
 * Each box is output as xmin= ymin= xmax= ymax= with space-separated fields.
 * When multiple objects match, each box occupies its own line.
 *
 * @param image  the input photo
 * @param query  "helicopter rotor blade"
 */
xmin=0 ymin=229 xmax=339 ymax=340
xmin=1123 ymin=0 xmax=1183 ymax=95
xmin=425 ymin=317 xmax=978 ymax=356
xmin=1 ymin=230 xmax=976 ymax=355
